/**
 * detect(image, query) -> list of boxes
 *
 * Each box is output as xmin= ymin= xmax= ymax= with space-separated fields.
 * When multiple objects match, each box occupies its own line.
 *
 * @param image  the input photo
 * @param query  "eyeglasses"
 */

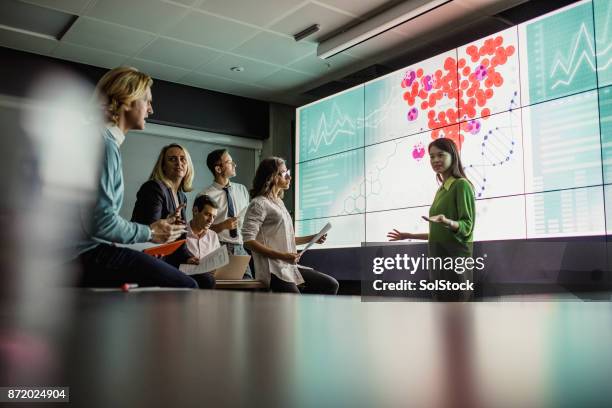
xmin=279 ymin=169 xmax=291 ymax=179
xmin=217 ymin=159 xmax=236 ymax=167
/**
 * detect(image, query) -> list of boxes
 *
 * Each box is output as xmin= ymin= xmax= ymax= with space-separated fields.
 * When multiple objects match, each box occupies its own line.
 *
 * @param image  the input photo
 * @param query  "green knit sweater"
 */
xmin=428 ymin=176 xmax=476 ymax=258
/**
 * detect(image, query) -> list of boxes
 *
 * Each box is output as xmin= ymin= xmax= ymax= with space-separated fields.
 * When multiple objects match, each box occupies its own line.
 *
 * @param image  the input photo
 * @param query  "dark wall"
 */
xmin=0 ymin=46 xmax=269 ymax=140
xmin=301 ymin=236 xmax=612 ymax=290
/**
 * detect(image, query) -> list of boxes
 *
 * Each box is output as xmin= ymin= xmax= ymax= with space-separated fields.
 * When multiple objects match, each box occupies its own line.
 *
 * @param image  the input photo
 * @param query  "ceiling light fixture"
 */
xmin=293 ymin=24 xmax=320 ymax=42
xmin=230 ymin=66 xmax=245 ymax=72
xmin=317 ymin=0 xmax=450 ymax=59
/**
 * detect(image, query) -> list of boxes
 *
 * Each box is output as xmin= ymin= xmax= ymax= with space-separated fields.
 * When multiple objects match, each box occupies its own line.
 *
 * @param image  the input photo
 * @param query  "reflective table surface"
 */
xmin=2 ymin=290 xmax=612 ymax=408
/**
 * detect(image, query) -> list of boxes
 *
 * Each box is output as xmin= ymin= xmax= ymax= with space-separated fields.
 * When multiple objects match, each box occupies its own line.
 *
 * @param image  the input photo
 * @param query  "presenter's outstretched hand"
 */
xmin=280 ymin=252 xmax=300 ymax=264
xmin=316 ymin=233 xmax=327 ymax=244
xmin=387 ymin=229 xmax=408 ymax=241
xmin=150 ymin=217 xmax=187 ymax=243
xmin=422 ymin=214 xmax=448 ymax=224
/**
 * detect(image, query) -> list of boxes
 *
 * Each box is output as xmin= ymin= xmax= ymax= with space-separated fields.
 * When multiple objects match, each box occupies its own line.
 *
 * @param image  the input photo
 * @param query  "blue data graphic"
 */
xmin=296 ymin=149 xmax=364 ymax=220
xmin=520 ymin=0 xmax=597 ymax=104
xmin=296 ymin=214 xmax=365 ymax=249
xmin=600 ymin=86 xmax=612 ymax=183
xmin=298 ymin=85 xmax=364 ymax=162
xmin=295 ymin=0 xmax=612 ymax=248
xmin=526 ymin=186 xmax=605 ymax=238
xmin=594 ymin=0 xmax=612 ymax=87
xmin=523 ymin=90 xmax=602 ymax=193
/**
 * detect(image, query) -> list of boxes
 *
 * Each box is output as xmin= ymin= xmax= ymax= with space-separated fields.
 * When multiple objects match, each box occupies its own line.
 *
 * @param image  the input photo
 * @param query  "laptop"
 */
xmin=214 ymin=255 xmax=251 ymax=280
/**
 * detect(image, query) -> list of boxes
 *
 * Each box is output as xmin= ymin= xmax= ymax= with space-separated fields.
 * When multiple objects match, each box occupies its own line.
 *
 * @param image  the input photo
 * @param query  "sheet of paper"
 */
xmin=299 ymin=222 xmax=332 ymax=257
xmin=179 ymin=245 xmax=229 ymax=275
xmin=296 ymin=264 xmax=314 ymax=270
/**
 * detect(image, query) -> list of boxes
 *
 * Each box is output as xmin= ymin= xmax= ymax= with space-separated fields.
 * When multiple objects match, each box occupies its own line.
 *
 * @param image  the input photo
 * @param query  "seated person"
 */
xmin=165 ymin=195 xmax=221 ymax=288
xmin=76 ymin=66 xmax=197 ymax=288
xmin=131 ymin=143 xmax=195 ymax=225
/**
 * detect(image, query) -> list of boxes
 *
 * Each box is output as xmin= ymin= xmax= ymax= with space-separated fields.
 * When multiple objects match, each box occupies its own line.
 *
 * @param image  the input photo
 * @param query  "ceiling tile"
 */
xmin=137 ymin=38 xmax=221 ymax=70
xmin=0 ymin=27 xmax=58 ymax=55
xmin=289 ymin=51 xmax=359 ymax=75
xmin=53 ymin=42 xmax=127 ymax=68
xmin=257 ymin=68 xmax=314 ymax=90
xmin=86 ymin=0 xmax=188 ymax=34
xmin=198 ymin=0 xmax=304 ymax=27
xmin=20 ymin=0 xmax=89 ymax=14
xmin=270 ymin=3 xmax=355 ymax=42
xmin=179 ymin=71 xmax=268 ymax=97
xmin=198 ymin=54 xmax=280 ymax=82
xmin=233 ymin=31 xmax=315 ymax=66
xmin=62 ymin=17 xmax=156 ymax=56
xmin=0 ymin=0 xmax=77 ymax=38
xmin=126 ymin=58 xmax=191 ymax=82
xmin=161 ymin=0 xmax=198 ymax=6
xmin=165 ymin=11 xmax=260 ymax=51
xmin=316 ymin=0 xmax=400 ymax=17
xmin=213 ymin=82 xmax=270 ymax=100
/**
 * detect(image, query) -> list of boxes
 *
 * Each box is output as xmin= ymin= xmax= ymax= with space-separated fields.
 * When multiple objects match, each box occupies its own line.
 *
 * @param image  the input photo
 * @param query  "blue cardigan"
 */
xmin=76 ymin=129 xmax=150 ymax=255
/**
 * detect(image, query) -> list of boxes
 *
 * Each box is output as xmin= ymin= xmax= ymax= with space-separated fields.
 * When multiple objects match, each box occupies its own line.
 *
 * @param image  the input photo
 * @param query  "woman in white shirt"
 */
xmin=242 ymin=157 xmax=338 ymax=294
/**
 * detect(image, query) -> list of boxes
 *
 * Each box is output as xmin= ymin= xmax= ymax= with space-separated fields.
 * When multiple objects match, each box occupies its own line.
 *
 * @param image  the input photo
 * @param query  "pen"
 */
xmin=121 ymin=283 xmax=139 ymax=292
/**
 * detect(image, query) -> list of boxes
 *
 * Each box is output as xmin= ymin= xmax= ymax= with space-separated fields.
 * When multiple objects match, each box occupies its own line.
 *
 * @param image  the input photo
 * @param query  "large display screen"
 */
xmin=296 ymin=0 xmax=612 ymax=248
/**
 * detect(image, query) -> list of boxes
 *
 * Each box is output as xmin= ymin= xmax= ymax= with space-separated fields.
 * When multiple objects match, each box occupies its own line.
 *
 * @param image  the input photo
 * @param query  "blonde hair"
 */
xmin=94 ymin=66 xmax=153 ymax=126
xmin=149 ymin=144 xmax=194 ymax=192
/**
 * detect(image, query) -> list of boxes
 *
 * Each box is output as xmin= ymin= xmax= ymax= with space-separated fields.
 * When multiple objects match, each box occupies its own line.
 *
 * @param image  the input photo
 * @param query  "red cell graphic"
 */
xmin=464 ymin=119 xmax=481 ymax=135
xmin=401 ymin=33 xmax=513 ymax=153
xmin=407 ymin=107 xmax=418 ymax=121
xmin=412 ymin=142 xmax=425 ymax=161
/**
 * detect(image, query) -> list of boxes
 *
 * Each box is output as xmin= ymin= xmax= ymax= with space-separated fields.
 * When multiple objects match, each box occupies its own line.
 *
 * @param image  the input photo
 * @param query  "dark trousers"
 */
xmin=270 ymin=269 xmax=339 ymax=295
xmin=190 ymin=273 xmax=216 ymax=289
xmin=78 ymin=243 xmax=199 ymax=288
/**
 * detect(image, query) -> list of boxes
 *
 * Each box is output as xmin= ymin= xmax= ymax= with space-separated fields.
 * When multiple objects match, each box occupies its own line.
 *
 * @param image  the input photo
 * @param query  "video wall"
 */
xmin=295 ymin=0 xmax=612 ymax=248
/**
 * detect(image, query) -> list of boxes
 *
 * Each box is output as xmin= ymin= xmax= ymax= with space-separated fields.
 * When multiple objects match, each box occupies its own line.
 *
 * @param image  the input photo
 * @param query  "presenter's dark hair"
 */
xmin=193 ymin=194 xmax=218 ymax=212
xmin=206 ymin=149 xmax=229 ymax=176
xmin=250 ymin=157 xmax=285 ymax=199
xmin=428 ymin=138 xmax=471 ymax=185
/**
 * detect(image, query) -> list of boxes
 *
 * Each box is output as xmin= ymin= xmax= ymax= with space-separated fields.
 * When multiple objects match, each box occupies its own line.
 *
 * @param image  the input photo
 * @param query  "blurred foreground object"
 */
xmin=0 ymin=67 xmax=103 ymax=384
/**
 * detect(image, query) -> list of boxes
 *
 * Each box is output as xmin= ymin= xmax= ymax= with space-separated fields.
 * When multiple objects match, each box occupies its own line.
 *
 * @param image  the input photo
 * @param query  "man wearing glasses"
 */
xmin=200 ymin=149 xmax=253 ymax=279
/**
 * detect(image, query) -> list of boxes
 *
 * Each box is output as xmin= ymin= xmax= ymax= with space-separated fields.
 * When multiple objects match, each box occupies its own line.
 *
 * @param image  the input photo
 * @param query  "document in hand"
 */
xmin=179 ymin=245 xmax=229 ymax=275
xmin=299 ymin=222 xmax=332 ymax=257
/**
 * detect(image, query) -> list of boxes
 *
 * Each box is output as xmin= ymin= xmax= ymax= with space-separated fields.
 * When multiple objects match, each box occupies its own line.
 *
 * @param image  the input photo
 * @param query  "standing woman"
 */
xmin=387 ymin=138 xmax=475 ymax=299
xmin=242 ymin=157 xmax=339 ymax=294
xmin=76 ymin=66 xmax=196 ymax=288
xmin=131 ymin=143 xmax=195 ymax=225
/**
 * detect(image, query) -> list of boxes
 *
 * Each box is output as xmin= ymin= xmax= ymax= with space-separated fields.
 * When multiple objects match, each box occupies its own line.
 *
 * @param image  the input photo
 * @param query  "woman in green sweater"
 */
xmin=387 ymin=138 xmax=476 ymax=299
